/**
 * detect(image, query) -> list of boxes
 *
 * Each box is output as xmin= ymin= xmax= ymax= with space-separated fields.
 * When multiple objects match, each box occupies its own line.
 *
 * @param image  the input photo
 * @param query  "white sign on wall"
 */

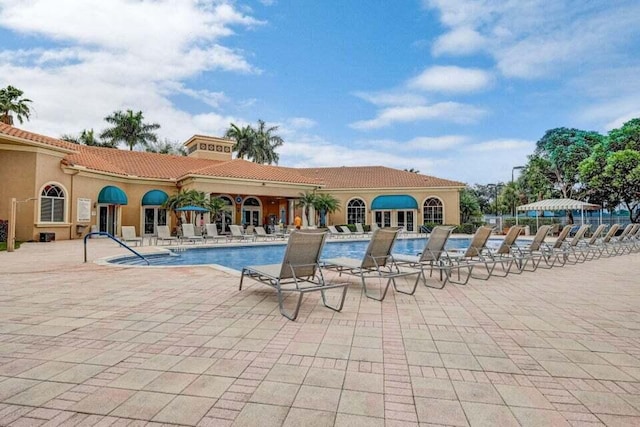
xmin=77 ymin=198 xmax=92 ymax=222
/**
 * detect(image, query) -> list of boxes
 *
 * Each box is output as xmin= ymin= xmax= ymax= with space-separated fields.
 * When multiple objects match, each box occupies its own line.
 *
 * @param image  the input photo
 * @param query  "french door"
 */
xmin=374 ymin=211 xmax=391 ymax=227
xmin=397 ymin=210 xmax=414 ymax=232
xmin=143 ymin=207 xmax=167 ymax=236
xmin=98 ymin=205 xmax=117 ymax=235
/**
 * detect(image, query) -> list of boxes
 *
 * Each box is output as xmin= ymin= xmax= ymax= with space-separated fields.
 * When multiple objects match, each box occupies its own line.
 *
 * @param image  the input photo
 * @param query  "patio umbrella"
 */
xmin=175 ymin=205 xmax=209 ymax=212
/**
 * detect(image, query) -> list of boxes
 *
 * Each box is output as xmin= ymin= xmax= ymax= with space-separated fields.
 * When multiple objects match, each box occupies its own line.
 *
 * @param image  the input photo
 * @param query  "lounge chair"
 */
xmin=576 ymin=224 xmax=607 ymax=261
xmin=480 ymin=225 xmax=525 ymax=276
xmin=338 ymin=225 xmax=358 ymax=238
xmin=254 ymin=226 xmax=276 ymax=241
xmin=355 ymin=223 xmax=370 ymax=235
xmin=156 ymin=225 xmax=178 ymax=245
xmin=393 ymin=226 xmax=455 ymax=289
xmin=619 ymin=224 xmax=640 ymax=254
xmin=558 ymin=224 xmax=590 ymax=264
xmin=229 ymin=224 xmax=255 ymax=242
xmin=121 ymin=226 xmax=143 ymax=246
xmin=204 ymin=224 xmax=227 ymax=243
xmin=239 ymin=230 xmax=349 ymax=321
xmin=327 ymin=225 xmax=345 ymax=239
xmin=439 ymin=226 xmax=495 ymax=285
xmin=508 ymin=225 xmax=553 ymax=272
xmin=181 ymin=223 xmax=204 ymax=244
xmin=323 ymin=227 xmax=420 ymax=301
xmin=538 ymin=224 xmax=573 ymax=267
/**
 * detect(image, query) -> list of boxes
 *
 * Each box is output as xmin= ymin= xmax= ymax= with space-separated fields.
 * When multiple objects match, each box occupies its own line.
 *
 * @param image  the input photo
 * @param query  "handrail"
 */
xmin=84 ymin=232 xmax=150 ymax=265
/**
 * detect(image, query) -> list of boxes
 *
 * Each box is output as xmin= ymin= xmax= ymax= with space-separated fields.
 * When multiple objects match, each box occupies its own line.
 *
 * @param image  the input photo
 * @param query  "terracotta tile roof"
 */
xmin=191 ymin=159 xmax=320 ymax=185
xmin=0 ymin=123 xmax=78 ymax=151
xmin=64 ymin=147 xmax=217 ymax=179
xmin=295 ymin=166 xmax=464 ymax=189
xmin=1 ymin=124 xmax=463 ymax=188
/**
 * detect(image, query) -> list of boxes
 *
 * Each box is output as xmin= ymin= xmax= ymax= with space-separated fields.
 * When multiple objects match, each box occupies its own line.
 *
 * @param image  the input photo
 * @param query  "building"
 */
xmin=0 ymin=123 xmax=464 ymax=242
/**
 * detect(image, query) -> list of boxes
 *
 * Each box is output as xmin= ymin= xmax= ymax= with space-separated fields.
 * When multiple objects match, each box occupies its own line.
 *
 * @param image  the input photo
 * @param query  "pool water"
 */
xmin=109 ymin=237 xmax=506 ymax=270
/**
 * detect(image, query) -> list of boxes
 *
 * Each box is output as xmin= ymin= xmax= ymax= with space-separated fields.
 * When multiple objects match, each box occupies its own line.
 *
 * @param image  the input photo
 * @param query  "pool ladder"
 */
xmin=84 ymin=232 xmax=150 ymax=265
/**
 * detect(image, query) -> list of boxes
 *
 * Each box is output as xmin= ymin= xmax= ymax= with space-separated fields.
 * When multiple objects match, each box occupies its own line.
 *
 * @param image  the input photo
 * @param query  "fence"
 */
xmin=0 ymin=220 xmax=7 ymax=243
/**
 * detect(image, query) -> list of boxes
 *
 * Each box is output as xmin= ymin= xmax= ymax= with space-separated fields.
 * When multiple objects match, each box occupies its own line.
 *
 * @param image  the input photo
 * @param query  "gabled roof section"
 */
xmin=0 ymin=123 xmax=79 ymax=151
xmin=295 ymin=166 xmax=464 ymax=189
xmin=189 ymin=159 xmax=320 ymax=185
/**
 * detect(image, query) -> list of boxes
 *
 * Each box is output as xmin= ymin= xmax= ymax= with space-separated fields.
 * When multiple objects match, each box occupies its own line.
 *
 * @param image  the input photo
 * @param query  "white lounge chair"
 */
xmin=327 ymin=225 xmax=344 ymax=239
xmin=156 ymin=225 xmax=178 ymax=245
xmin=121 ymin=226 xmax=143 ymax=246
xmin=204 ymin=223 xmax=227 ymax=243
xmin=338 ymin=225 xmax=359 ymax=238
xmin=254 ymin=226 xmax=276 ymax=241
xmin=355 ymin=223 xmax=369 ymax=235
xmin=239 ymin=230 xmax=349 ymax=320
xmin=229 ymin=224 xmax=255 ymax=242
xmin=181 ymin=223 xmax=204 ymax=244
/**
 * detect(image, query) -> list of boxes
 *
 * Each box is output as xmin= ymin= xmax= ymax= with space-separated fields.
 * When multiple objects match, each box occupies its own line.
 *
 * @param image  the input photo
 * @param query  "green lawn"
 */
xmin=0 ymin=241 xmax=21 ymax=251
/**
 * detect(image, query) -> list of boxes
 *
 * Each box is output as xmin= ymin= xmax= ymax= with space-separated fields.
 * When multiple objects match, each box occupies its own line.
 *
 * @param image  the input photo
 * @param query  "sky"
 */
xmin=1 ymin=0 xmax=639 ymax=185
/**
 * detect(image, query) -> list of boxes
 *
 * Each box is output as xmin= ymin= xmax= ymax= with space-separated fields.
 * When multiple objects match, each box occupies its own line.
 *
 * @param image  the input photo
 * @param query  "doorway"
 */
xmin=397 ymin=210 xmax=414 ymax=232
xmin=374 ymin=211 xmax=391 ymax=227
xmin=143 ymin=207 xmax=167 ymax=236
xmin=98 ymin=205 xmax=117 ymax=235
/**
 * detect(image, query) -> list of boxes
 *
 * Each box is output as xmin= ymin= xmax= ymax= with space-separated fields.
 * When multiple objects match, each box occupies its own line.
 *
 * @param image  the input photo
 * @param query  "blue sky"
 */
xmin=1 ymin=0 xmax=639 ymax=184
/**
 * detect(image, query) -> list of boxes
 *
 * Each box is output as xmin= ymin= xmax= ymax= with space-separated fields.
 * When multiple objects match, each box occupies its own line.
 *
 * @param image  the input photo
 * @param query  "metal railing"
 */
xmin=84 ymin=232 xmax=150 ymax=265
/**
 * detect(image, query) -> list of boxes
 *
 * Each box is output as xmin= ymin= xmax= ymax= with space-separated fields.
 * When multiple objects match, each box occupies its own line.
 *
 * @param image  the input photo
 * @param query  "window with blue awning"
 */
xmin=371 ymin=195 xmax=418 ymax=210
xmin=141 ymin=189 xmax=169 ymax=206
xmin=97 ymin=185 xmax=128 ymax=205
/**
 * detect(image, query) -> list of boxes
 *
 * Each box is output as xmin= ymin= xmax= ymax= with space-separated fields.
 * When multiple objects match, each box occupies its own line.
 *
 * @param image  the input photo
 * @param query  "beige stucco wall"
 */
xmin=0 ymin=149 xmax=38 ymax=241
xmin=325 ymin=188 xmax=461 ymax=230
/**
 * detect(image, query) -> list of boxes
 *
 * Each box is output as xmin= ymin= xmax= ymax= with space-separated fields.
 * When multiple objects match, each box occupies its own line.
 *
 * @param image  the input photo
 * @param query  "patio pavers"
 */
xmin=0 ymin=238 xmax=639 ymax=426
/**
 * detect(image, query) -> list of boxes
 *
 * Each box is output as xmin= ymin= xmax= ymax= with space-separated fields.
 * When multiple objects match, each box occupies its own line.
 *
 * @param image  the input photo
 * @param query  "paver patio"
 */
xmin=0 ymin=238 xmax=639 ymax=426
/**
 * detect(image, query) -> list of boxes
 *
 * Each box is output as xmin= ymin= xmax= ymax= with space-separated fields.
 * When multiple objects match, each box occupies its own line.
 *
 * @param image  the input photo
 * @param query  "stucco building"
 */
xmin=0 ymin=123 xmax=464 ymax=242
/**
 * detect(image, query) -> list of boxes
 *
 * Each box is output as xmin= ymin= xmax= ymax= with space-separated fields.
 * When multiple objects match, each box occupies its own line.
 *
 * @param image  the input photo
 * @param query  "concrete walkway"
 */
xmin=0 ymin=239 xmax=639 ymax=426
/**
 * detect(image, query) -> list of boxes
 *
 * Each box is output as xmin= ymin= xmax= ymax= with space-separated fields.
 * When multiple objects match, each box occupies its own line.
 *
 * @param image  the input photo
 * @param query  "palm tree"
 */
xmin=296 ymin=191 xmax=317 ymax=225
xmin=206 ymin=196 xmax=229 ymax=223
xmin=61 ymin=129 xmax=117 ymax=148
xmin=404 ymin=168 xmax=420 ymax=174
xmin=163 ymin=189 xmax=207 ymax=224
xmin=313 ymin=193 xmax=341 ymax=226
xmin=146 ymin=139 xmax=186 ymax=155
xmin=253 ymin=119 xmax=284 ymax=165
xmin=100 ymin=110 xmax=160 ymax=151
xmin=225 ymin=119 xmax=284 ymax=165
xmin=225 ymin=123 xmax=255 ymax=160
xmin=0 ymin=85 xmax=32 ymax=125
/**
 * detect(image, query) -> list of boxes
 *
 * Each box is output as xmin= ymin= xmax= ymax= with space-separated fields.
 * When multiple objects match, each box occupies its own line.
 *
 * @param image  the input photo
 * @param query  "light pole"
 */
xmin=511 ymin=166 xmax=525 ymax=216
xmin=488 ymin=183 xmax=503 ymax=230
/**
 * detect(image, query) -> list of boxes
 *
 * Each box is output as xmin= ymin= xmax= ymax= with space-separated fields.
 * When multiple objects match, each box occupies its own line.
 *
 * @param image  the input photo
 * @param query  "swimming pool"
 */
xmin=108 ymin=237 xmax=507 ymax=270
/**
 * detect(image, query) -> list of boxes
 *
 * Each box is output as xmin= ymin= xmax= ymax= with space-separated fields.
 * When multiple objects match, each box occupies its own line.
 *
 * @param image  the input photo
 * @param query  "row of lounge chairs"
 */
xmin=239 ymin=223 xmax=640 ymax=320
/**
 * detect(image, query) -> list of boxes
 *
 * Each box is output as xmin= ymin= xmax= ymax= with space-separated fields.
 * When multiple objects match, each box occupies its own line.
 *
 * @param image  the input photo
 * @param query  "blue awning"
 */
xmin=98 ymin=186 xmax=128 ymax=205
xmin=371 ymin=195 xmax=418 ymax=210
xmin=141 ymin=190 xmax=169 ymax=206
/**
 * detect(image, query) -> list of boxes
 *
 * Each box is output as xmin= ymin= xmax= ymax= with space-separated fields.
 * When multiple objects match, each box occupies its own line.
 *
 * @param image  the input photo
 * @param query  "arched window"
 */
xmin=347 ymin=198 xmax=366 ymax=224
xmin=423 ymin=197 xmax=443 ymax=224
xmin=40 ymin=184 xmax=65 ymax=222
xmin=242 ymin=197 xmax=262 ymax=226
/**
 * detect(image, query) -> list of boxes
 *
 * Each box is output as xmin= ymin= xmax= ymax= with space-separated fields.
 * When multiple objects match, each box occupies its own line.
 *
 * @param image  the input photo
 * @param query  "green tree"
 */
xmin=404 ymin=168 xmax=420 ymax=173
xmin=206 ymin=196 xmax=229 ymax=223
xmin=518 ymin=156 xmax=555 ymax=202
xmin=0 ymin=85 xmax=32 ymax=125
xmin=499 ymin=182 xmax=520 ymax=216
xmin=532 ymin=127 xmax=603 ymax=199
xmin=459 ymin=187 xmax=481 ymax=223
xmin=61 ymin=129 xmax=118 ymax=148
xmin=225 ymin=123 xmax=254 ymax=159
xmin=313 ymin=193 xmax=341 ymax=226
xmin=225 ymin=119 xmax=284 ymax=164
xmin=580 ymin=118 xmax=640 ymax=222
xmin=296 ymin=191 xmax=317 ymax=225
xmin=100 ymin=110 xmax=160 ymax=151
xmin=163 ymin=189 xmax=207 ymax=224
xmin=146 ymin=139 xmax=186 ymax=155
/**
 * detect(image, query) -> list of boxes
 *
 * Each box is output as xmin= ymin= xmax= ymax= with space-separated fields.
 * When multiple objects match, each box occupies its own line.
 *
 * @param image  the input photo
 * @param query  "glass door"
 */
xmin=374 ymin=211 xmax=391 ymax=227
xmin=397 ymin=210 xmax=414 ymax=232
xmin=143 ymin=207 xmax=167 ymax=236
xmin=98 ymin=205 xmax=117 ymax=235
xmin=243 ymin=210 xmax=260 ymax=226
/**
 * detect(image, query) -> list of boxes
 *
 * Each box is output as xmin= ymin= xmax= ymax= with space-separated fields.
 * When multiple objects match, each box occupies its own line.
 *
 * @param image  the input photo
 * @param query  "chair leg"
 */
xmin=277 ymin=290 xmax=305 ymax=321
xmin=361 ymin=275 xmax=394 ymax=301
xmin=392 ymin=272 xmax=422 ymax=295
xmin=320 ymin=286 xmax=349 ymax=312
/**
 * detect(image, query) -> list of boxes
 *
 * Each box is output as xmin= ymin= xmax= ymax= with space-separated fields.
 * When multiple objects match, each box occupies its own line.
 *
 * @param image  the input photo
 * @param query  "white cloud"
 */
xmin=0 ymin=0 xmax=261 ymax=141
xmin=350 ymin=102 xmax=487 ymax=130
xmin=465 ymin=139 xmax=534 ymax=152
xmin=432 ymin=27 xmax=486 ymax=56
xmin=353 ymin=91 xmax=428 ymax=107
xmin=408 ymin=65 xmax=493 ymax=93
xmin=424 ymin=0 xmax=640 ymax=79
xmin=405 ymin=135 xmax=468 ymax=151
xmin=287 ymin=117 xmax=317 ymax=129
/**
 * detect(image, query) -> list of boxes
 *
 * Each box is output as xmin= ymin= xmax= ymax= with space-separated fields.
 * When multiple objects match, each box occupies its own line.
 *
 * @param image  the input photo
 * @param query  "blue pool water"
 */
xmin=109 ymin=237 xmax=506 ymax=270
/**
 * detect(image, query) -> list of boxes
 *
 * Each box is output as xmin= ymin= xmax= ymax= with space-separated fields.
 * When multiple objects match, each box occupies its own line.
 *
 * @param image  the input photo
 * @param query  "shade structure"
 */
xmin=517 ymin=198 xmax=600 ymax=211
xmin=371 ymin=195 xmax=418 ymax=210
xmin=516 ymin=198 xmax=601 ymax=227
xmin=97 ymin=186 xmax=128 ymax=205
xmin=175 ymin=205 xmax=209 ymax=212
xmin=141 ymin=190 xmax=169 ymax=206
